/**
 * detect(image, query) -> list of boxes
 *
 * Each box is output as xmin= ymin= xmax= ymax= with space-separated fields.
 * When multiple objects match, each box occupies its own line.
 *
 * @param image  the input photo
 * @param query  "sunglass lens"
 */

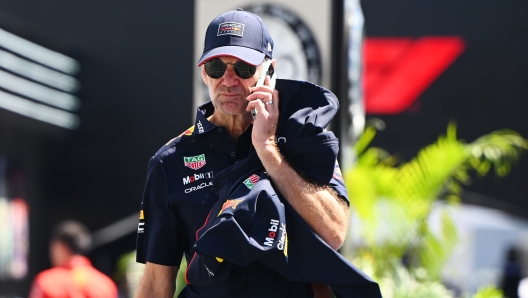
xmin=205 ymin=59 xmax=226 ymax=79
xmin=234 ymin=61 xmax=256 ymax=79
xmin=204 ymin=59 xmax=257 ymax=79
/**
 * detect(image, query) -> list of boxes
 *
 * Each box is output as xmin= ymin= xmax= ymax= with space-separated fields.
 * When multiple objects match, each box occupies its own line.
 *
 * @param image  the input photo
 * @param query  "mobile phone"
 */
xmin=251 ymin=60 xmax=276 ymax=120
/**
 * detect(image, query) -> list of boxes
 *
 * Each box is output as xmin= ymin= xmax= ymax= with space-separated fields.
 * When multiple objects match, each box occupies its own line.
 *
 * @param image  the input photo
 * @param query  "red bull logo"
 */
xmin=178 ymin=126 xmax=195 ymax=138
xmin=218 ymin=199 xmax=244 ymax=216
xmin=217 ymin=22 xmax=245 ymax=37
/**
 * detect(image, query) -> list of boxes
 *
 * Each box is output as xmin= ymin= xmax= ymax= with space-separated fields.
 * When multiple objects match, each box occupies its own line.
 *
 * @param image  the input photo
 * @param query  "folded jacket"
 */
xmin=185 ymin=79 xmax=382 ymax=298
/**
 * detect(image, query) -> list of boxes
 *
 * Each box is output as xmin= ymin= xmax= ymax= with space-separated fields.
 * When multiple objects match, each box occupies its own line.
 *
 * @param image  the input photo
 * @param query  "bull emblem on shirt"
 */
xmin=217 ymin=199 xmax=244 ymax=216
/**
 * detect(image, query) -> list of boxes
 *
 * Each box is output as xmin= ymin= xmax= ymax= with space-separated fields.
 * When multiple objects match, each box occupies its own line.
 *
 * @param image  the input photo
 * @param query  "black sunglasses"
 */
xmin=204 ymin=59 xmax=257 ymax=79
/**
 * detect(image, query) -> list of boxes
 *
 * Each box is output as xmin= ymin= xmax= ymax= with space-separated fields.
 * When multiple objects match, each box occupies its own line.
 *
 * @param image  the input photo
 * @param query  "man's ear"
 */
xmin=201 ymin=66 xmax=209 ymax=86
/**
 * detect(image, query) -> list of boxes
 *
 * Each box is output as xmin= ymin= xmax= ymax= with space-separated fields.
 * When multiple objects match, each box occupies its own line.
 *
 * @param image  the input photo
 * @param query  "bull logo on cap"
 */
xmin=217 ymin=22 xmax=245 ymax=37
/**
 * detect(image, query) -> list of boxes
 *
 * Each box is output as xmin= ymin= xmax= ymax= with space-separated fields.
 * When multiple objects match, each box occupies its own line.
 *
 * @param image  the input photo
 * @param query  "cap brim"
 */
xmin=197 ymin=46 xmax=265 ymax=66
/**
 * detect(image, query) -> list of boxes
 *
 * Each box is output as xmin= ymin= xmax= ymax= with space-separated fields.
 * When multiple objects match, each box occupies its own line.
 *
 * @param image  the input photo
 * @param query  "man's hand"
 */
xmin=247 ymin=76 xmax=350 ymax=250
xmin=246 ymin=75 xmax=279 ymax=147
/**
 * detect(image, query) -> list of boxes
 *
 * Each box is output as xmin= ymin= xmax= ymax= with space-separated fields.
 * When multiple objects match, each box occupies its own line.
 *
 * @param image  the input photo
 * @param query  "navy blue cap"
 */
xmin=197 ymin=9 xmax=274 ymax=66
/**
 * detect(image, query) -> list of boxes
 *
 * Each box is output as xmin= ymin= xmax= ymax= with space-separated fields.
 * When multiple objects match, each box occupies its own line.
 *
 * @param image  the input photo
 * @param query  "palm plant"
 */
xmin=343 ymin=121 xmax=528 ymax=297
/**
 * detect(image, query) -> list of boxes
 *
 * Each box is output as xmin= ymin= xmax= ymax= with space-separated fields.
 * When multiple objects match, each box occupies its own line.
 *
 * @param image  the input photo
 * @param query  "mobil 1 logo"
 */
xmin=264 ymin=219 xmax=287 ymax=252
xmin=183 ymin=171 xmax=213 ymax=185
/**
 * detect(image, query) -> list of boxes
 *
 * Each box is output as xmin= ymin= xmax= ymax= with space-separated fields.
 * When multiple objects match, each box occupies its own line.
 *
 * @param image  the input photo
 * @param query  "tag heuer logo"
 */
xmin=184 ymin=154 xmax=206 ymax=170
xmin=243 ymin=174 xmax=260 ymax=189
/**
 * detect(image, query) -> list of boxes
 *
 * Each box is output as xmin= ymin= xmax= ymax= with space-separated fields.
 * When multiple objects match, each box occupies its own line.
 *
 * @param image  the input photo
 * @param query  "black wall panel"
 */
xmin=0 ymin=1 xmax=194 ymax=295
xmin=362 ymin=0 xmax=528 ymax=214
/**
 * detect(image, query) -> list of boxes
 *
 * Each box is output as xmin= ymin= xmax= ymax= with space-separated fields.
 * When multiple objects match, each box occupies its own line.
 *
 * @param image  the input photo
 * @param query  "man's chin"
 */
xmin=218 ymin=110 xmax=247 ymax=116
xmin=216 ymin=103 xmax=247 ymax=116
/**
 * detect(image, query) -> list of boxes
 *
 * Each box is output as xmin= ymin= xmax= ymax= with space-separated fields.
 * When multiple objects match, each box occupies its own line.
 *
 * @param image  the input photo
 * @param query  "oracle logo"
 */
xmin=184 ymin=181 xmax=212 ymax=193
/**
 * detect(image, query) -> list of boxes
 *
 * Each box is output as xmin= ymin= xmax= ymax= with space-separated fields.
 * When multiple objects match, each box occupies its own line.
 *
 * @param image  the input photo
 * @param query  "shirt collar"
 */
xmin=193 ymin=101 xmax=217 ymax=135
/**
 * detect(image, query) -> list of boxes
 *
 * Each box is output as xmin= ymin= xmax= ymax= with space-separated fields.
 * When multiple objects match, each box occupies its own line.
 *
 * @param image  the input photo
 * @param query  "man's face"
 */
xmin=49 ymin=240 xmax=71 ymax=267
xmin=201 ymin=56 xmax=261 ymax=116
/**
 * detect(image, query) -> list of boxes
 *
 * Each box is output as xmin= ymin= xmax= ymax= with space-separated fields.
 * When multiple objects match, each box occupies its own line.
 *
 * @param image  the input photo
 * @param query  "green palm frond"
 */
xmin=468 ymin=129 xmax=528 ymax=177
xmin=418 ymin=209 xmax=458 ymax=280
xmin=395 ymin=123 xmax=467 ymax=204
xmin=344 ymin=122 xmax=528 ymax=289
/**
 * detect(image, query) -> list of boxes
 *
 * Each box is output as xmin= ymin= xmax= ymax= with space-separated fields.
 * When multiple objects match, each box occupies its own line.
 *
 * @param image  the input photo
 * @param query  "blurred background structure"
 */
xmin=0 ymin=0 xmax=527 ymax=297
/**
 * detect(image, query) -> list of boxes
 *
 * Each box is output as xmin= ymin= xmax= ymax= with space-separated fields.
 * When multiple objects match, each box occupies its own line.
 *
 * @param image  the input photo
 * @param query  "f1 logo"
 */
xmin=364 ymin=37 xmax=466 ymax=114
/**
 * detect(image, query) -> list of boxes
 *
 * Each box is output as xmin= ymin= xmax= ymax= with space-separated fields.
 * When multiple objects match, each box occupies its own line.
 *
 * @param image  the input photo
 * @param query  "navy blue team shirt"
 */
xmin=137 ymin=80 xmax=349 ymax=298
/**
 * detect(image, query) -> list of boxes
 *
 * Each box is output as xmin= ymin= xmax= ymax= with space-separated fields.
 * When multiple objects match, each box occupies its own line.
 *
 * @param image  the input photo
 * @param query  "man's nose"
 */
xmin=221 ymin=66 xmax=239 ymax=87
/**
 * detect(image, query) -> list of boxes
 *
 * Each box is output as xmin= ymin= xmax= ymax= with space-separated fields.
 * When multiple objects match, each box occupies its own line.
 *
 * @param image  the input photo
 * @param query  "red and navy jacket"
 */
xmin=137 ymin=79 xmax=380 ymax=297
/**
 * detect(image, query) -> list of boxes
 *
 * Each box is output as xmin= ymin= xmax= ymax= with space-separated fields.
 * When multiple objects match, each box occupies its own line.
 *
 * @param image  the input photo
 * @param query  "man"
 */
xmin=135 ymin=9 xmax=351 ymax=298
xmin=29 ymin=220 xmax=118 ymax=298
